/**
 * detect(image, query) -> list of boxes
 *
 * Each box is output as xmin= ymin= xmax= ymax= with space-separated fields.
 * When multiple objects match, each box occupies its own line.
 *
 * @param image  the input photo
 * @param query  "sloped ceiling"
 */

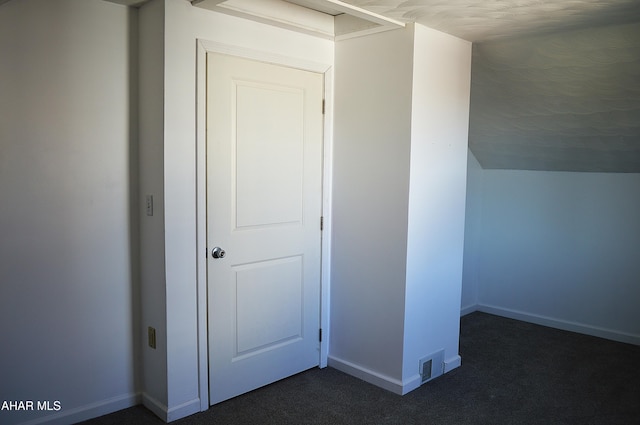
xmin=99 ymin=0 xmax=640 ymax=171
xmin=469 ymin=22 xmax=640 ymax=172
xmin=339 ymin=0 xmax=640 ymax=42
xmin=341 ymin=1 xmax=640 ymax=172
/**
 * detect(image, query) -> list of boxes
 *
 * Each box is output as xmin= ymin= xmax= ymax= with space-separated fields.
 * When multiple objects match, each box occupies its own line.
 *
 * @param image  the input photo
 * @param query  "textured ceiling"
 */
xmin=338 ymin=1 xmax=640 ymax=172
xmin=102 ymin=0 xmax=640 ymax=42
xmin=97 ymin=0 xmax=640 ymax=172
xmin=469 ymin=22 xmax=640 ymax=172
xmin=340 ymin=0 xmax=640 ymax=42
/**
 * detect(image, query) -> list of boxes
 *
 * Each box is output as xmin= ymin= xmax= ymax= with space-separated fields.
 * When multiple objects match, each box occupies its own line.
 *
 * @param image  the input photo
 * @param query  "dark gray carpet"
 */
xmin=81 ymin=312 xmax=640 ymax=424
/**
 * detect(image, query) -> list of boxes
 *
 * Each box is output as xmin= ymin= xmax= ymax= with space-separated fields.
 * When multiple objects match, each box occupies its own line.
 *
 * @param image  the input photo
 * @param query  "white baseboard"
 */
xmin=20 ymin=392 xmax=140 ymax=425
xmin=460 ymin=304 xmax=478 ymax=316
xmin=327 ymin=354 xmax=461 ymax=396
xmin=167 ymin=397 xmax=201 ymax=422
xmin=142 ymin=393 xmax=167 ymax=421
xmin=327 ymin=355 xmax=405 ymax=395
xmin=399 ymin=354 xmax=461 ymax=395
xmin=402 ymin=374 xmax=422 ymax=395
xmin=444 ymin=354 xmax=462 ymax=372
xmin=477 ymin=304 xmax=640 ymax=346
xmin=142 ymin=392 xmax=201 ymax=422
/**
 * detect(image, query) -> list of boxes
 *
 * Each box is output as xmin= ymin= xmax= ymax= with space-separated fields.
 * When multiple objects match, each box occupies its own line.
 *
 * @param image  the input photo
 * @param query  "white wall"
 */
xmin=0 ymin=1 xmax=139 ymax=424
xmin=138 ymin=0 xmax=334 ymax=420
xmin=403 ymin=24 xmax=471 ymax=385
xmin=138 ymin=0 xmax=168 ymax=413
xmin=330 ymin=26 xmax=414 ymax=386
xmin=330 ymin=24 xmax=471 ymax=394
xmin=461 ymin=150 xmax=483 ymax=313
xmin=467 ymin=166 xmax=640 ymax=344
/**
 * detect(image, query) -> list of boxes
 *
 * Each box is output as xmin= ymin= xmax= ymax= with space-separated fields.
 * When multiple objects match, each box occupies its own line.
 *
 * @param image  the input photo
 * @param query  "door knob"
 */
xmin=211 ymin=247 xmax=226 ymax=259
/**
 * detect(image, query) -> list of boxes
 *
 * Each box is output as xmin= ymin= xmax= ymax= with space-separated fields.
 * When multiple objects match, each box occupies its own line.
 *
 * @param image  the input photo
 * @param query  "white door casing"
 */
xmin=206 ymin=53 xmax=324 ymax=405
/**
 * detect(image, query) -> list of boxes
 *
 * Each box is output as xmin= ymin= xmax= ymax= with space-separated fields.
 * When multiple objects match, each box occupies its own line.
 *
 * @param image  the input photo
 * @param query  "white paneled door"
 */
xmin=207 ymin=53 xmax=324 ymax=405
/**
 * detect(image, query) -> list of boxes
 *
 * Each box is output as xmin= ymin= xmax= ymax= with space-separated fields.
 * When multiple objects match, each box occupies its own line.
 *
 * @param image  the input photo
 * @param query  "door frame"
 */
xmin=195 ymin=39 xmax=334 ymax=410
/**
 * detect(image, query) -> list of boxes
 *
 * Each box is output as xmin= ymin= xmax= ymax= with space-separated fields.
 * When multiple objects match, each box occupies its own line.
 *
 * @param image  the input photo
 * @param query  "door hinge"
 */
xmin=319 ymin=328 xmax=323 ymax=342
xmin=320 ymin=216 xmax=324 ymax=231
xmin=322 ymin=99 xmax=325 ymax=115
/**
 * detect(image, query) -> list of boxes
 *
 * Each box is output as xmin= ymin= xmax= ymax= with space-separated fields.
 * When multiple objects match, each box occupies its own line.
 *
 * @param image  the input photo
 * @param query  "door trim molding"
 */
xmin=195 ymin=39 xmax=334 ymax=409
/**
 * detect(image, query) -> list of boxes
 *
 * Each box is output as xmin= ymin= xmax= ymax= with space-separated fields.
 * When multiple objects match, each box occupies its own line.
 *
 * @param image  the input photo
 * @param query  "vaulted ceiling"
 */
xmin=93 ymin=0 xmax=640 ymax=171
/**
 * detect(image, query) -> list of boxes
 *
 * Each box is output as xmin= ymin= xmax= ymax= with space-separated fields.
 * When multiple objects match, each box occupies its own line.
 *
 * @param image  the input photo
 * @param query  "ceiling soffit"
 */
xmin=192 ymin=0 xmax=404 ymax=40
